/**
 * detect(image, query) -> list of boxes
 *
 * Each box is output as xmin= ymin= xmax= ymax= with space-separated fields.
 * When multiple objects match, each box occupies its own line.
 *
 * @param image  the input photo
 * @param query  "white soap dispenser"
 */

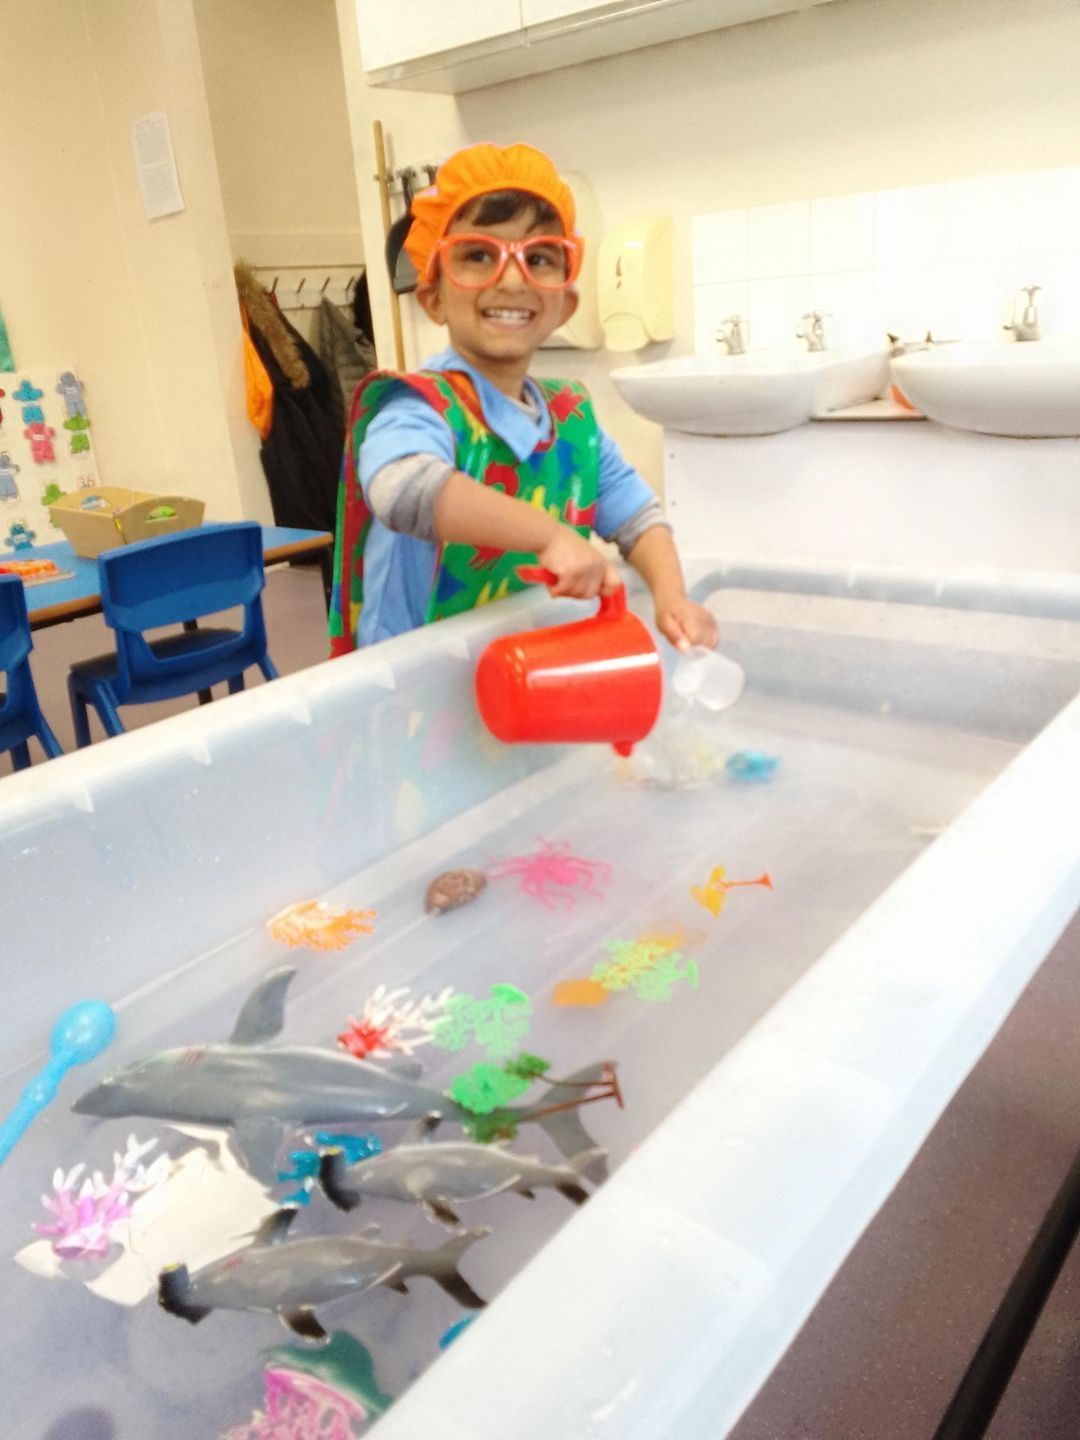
xmin=540 ymin=170 xmax=603 ymax=351
xmin=598 ymin=213 xmax=673 ymax=352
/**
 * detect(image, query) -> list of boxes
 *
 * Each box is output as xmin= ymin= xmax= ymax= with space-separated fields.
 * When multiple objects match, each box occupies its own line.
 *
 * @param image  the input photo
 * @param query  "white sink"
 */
xmin=890 ymin=338 xmax=1080 ymax=438
xmin=610 ymin=347 xmax=889 ymax=436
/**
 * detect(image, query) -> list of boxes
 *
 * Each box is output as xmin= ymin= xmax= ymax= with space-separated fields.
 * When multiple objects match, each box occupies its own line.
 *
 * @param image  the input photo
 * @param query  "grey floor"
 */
xmin=9 ymin=562 xmax=1080 ymax=1437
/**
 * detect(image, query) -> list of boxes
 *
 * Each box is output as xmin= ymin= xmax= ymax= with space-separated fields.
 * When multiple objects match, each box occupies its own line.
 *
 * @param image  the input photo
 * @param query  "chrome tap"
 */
xmin=715 ymin=315 xmax=747 ymax=355
xmin=796 ymin=310 xmax=829 ymax=351
xmin=1004 ymin=285 xmax=1041 ymax=342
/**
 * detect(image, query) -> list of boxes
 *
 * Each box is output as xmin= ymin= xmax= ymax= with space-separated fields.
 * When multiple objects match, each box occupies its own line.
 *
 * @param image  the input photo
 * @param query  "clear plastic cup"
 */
xmin=671 ymin=645 xmax=745 ymax=711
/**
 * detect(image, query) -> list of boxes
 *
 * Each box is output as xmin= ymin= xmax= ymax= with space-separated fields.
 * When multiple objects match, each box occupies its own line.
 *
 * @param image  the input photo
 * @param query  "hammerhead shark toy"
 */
xmin=74 ymin=967 xmax=619 ymax=1183
xmin=158 ymin=1204 xmax=488 ymax=1339
xmin=320 ymin=1125 xmax=607 ymax=1227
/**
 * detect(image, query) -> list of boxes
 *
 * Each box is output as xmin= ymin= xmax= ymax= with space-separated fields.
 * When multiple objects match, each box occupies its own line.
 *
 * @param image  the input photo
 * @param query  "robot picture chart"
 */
xmin=0 ymin=366 xmax=101 ymax=549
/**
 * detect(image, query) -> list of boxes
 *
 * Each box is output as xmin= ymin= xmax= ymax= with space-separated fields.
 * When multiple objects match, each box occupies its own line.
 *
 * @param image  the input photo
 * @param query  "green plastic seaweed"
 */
xmin=448 ymin=1062 xmax=530 ymax=1115
xmin=503 ymin=1051 xmax=551 ymax=1081
xmin=461 ymin=1108 xmax=520 ymax=1144
xmin=432 ymin=983 xmax=532 ymax=1060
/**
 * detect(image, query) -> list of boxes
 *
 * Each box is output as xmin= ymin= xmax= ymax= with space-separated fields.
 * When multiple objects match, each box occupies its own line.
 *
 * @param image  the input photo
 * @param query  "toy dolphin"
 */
xmin=74 ymin=968 xmax=614 ymax=1183
xmin=158 ymin=1205 xmax=488 ymax=1340
xmin=320 ymin=1118 xmax=607 ymax=1226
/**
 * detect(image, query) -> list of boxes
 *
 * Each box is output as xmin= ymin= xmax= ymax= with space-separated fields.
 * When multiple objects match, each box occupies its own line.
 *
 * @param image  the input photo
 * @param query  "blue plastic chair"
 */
xmin=0 ymin=574 xmax=64 ymax=770
xmin=68 ymin=522 xmax=279 ymax=746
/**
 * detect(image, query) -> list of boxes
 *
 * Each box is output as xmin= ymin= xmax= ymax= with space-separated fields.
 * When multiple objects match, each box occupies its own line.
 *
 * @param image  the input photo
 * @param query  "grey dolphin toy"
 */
xmin=73 ymin=967 xmax=616 ymax=1183
xmin=158 ymin=1205 xmax=488 ymax=1340
xmin=320 ymin=1119 xmax=607 ymax=1226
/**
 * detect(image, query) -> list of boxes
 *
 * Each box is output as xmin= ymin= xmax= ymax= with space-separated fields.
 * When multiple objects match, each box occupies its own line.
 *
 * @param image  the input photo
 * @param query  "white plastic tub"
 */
xmin=1 ymin=564 xmax=1078 ymax=1440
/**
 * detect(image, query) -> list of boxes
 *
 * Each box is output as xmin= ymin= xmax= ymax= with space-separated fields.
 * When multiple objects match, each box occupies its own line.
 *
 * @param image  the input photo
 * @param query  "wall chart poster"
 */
xmin=0 ymin=366 xmax=101 ymax=553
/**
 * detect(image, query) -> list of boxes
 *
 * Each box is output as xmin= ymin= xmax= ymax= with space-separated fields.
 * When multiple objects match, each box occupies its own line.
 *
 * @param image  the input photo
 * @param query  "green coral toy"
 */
xmin=591 ymin=938 xmax=699 ymax=1002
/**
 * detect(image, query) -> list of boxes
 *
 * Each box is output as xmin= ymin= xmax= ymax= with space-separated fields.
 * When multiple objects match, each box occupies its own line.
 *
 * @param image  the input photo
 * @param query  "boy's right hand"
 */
xmin=537 ymin=526 xmax=622 ymax=599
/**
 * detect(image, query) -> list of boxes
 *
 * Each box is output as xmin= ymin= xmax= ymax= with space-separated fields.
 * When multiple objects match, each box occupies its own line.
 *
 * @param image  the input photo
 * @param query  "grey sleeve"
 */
xmin=367 ymin=453 xmax=456 ymax=542
xmin=609 ymin=497 xmax=668 ymax=559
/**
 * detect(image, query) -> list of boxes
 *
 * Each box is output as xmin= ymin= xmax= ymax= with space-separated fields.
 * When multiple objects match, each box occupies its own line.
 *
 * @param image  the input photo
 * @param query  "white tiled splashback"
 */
xmin=692 ymin=167 xmax=1080 ymax=352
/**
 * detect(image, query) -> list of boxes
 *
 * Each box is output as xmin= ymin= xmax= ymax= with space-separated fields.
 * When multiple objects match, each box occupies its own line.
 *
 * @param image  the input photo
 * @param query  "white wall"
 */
xmin=0 ymin=0 xmax=270 ymax=521
xmin=349 ymin=0 xmax=1080 ymax=490
xmin=692 ymin=167 xmax=1080 ymax=353
xmin=335 ymin=0 xmax=466 ymax=371
xmin=195 ymin=0 xmax=364 ymax=271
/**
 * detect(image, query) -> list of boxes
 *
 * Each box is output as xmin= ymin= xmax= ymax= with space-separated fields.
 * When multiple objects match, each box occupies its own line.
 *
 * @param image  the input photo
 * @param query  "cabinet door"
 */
xmin=356 ymin=0 xmax=522 ymax=70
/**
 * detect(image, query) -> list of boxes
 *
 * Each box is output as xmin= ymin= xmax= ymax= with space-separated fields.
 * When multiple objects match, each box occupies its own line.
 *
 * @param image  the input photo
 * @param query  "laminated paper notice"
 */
xmin=131 ymin=111 xmax=185 ymax=220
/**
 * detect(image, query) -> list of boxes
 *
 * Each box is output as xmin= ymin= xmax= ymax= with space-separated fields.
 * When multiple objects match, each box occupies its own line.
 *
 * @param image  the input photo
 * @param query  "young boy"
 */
xmin=329 ymin=142 xmax=718 ymax=655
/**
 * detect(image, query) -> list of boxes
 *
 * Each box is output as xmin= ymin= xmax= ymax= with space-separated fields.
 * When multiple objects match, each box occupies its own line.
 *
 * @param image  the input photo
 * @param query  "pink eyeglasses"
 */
xmin=428 ymin=233 xmax=584 ymax=290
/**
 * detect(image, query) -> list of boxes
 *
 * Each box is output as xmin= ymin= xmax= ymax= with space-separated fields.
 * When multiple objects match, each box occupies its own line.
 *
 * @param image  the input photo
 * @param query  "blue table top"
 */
xmin=9 ymin=525 xmax=331 ymax=627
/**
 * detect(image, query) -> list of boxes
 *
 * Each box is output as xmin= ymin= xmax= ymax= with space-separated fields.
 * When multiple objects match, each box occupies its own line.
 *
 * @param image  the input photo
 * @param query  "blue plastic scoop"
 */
xmin=0 ymin=1000 xmax=116 ymax=1164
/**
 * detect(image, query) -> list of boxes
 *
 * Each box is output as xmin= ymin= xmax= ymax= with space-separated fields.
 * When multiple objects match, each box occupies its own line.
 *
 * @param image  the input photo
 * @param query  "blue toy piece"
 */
xmin=312 ymin=1131 xmax=383 ymax=1164
xmin=278 ymin=1133 xmax=382 ymax=1205
xmin=439 ymin=1315 xmax=477 ymax=1350
xmin=4 ymin=521 xmax=36 ymax=551
xmin=0 ymin=452 xmax=20 ymax=500
xmin=0 ymin=573 xmax=64 ymax=770
xmin=725 ymin=749 xmax=781 ymax=782
xmin=56 ymin=371 xmax=88 ymax=420
xmin=67 ymin=522 xmax=279 ymax=746
xmin=0 ymin=999 xmax=116 ymax=1164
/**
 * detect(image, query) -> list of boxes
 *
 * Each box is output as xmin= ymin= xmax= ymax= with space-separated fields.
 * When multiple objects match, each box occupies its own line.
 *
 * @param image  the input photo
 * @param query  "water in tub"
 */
xmin=1 ymin=586 xmax=1066 ymax=1438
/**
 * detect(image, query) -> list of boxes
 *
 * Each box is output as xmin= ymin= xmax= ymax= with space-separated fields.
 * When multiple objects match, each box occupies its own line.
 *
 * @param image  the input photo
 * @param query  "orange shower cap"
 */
xmin=404 ymin=142 xmax=577 ymax=282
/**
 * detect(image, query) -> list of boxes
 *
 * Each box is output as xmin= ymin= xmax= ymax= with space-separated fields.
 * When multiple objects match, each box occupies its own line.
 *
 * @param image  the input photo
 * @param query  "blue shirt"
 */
xmin=355 ymin=346 xmax=653 ymax=645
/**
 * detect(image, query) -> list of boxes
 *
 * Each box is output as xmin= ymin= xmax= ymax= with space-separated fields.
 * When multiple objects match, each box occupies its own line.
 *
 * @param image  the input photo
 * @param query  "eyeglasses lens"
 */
xmin=443 ymin=237 xmax=572 ymax=289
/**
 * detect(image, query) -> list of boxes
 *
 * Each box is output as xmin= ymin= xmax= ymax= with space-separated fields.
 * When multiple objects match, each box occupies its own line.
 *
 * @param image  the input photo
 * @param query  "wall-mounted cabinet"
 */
xmin=520 ymin=0 xmax=615 ymax=21
xmin=355 ymin=0 xmax=840 ymax=94
xmin=354 ymin=0 xmax=522 ymax=73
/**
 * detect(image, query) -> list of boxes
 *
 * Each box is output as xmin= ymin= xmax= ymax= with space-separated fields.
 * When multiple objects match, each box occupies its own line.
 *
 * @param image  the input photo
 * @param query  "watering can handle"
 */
xmin=516 ymin=566 xmax=627 ymax=619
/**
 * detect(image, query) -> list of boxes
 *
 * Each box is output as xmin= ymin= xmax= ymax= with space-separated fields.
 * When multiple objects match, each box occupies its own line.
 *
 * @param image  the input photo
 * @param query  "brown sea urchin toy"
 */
xmin=426 ymin=869 xmax=487 ymax=915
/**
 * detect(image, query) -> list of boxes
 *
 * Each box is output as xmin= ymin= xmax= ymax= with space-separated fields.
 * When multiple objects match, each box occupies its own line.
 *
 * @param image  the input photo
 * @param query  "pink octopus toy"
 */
xmin=489 ymin=838 xmax=612 ymax=910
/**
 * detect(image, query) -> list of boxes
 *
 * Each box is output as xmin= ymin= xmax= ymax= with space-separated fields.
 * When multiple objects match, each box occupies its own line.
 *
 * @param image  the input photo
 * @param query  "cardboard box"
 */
xmin=49 ymin=488 xmax=205 ymax=559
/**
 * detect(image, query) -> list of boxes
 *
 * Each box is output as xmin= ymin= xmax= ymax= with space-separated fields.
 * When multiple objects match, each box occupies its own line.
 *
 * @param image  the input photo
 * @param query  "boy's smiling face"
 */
xmin=417 ymin=200 xmax=579 ymax=396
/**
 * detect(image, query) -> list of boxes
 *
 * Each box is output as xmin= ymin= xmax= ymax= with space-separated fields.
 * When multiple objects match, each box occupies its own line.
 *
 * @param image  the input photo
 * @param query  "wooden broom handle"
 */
xmin=373 ymin=118 xmax=406 ymax=370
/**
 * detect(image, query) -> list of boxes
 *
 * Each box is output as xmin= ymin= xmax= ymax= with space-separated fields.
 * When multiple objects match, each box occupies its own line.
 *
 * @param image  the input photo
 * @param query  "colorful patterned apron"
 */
xmin=328 ymin=368 xmax=600 ymax=655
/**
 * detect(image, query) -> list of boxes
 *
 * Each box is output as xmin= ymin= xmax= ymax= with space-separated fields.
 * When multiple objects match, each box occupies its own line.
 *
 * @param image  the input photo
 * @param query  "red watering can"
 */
xmin=474 ymin=566 xmax=662 ymax=757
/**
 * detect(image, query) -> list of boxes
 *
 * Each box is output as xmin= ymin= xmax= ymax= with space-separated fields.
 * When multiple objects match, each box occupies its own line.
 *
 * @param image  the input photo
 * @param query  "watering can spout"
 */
xmin=475 ymin=568 xmax=662 ymax=755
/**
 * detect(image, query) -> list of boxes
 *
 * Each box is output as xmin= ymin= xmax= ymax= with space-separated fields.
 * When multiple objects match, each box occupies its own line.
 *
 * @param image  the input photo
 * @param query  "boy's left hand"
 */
xmin=655 ymin=595 xmax=719 ymax=652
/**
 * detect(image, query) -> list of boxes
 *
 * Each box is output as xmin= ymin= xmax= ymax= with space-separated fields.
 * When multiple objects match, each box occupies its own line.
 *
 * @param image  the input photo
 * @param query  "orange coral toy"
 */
xmin=266 ymin=900 xmax=376 ymax=952
xmin=552 ymin=979 xmax=610 ymax=1008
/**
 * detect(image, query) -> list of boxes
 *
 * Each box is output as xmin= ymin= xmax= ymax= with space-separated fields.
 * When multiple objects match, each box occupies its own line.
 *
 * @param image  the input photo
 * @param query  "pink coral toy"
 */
xmin=221 ymin=1367 xmax=367 ymax=1440
xmin=489 ymin=839 xmax=611 ymax=910
xmin=33 ymin=1135 xmax=167 ymax=1261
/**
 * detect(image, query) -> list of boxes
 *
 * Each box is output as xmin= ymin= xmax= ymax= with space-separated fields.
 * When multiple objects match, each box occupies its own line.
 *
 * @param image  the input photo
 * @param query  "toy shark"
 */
xmin=74 ymin=967 xmax=616 ymax=1184
xmin=319 ymin=1118 xmax=607 ymax=1226
xmin=158 ymin=1204 xmax=487 ymax=1340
